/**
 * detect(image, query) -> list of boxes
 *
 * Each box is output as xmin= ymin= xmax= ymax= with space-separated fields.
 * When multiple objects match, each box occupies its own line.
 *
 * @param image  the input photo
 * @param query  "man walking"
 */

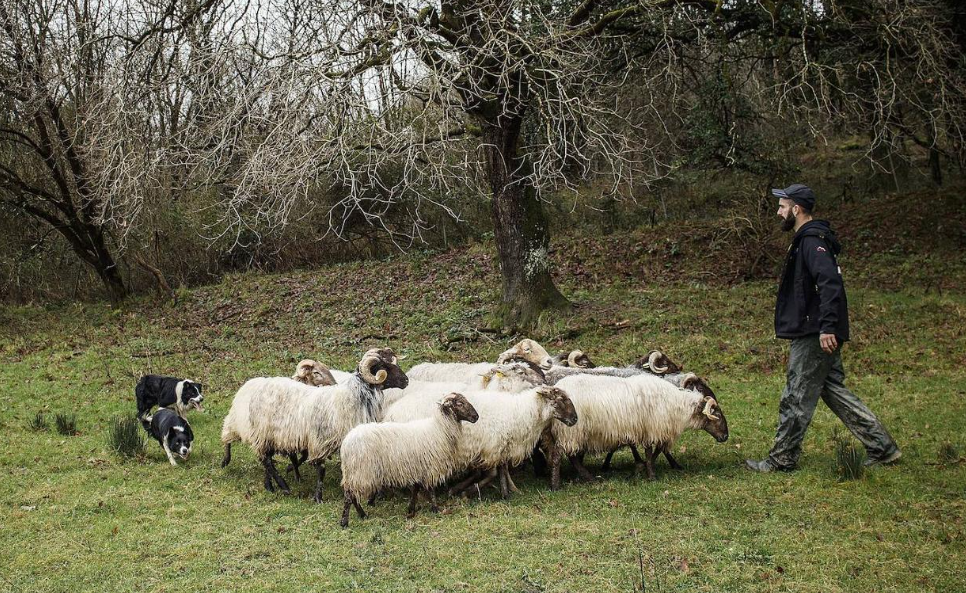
xmin=746 ymin=183 xmax=901 ymax=472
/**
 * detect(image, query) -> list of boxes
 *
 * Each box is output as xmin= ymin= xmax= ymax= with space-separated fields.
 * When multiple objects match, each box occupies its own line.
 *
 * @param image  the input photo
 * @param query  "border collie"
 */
xmin=142 ymin=409 xmax=194 ymax=466
xmin=135 ymin=375 xmax=204 ymax=420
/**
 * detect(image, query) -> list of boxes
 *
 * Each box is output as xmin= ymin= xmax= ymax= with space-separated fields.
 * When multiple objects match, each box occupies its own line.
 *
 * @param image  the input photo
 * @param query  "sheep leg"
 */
xmin=549 ymin=446 xmax=562 ymax=491
xmin=406 ymin=485 xmax=420 ymax=518
xmin=531 ymin=446 xmax=548 ymax=477
xmin=286 ymin=452 xmax=303 ymax=482
xmin=425 ymin=485 xmax=440 ymax=513
xmin=286 ymin=450 xmax=308 ymax=480
xmin=473 ymin=468 xmax=499 ymax=491
xmin=262 ymin=455 xmax=291 ymax=494
xmin=663 ymin=448 xmax=684 ymax=470
xmin=504 ymin=464 xmax=521 ymax=494
xmin=312 ymin=461 xmax=326 ymax=503
xmin=351 ymin=493 xmax=367 ymax=518
xmin=221 ymin=443 xmax=232 ymax=468
xmin=367 ymin=489 xmax=380 ymax=506
xmin=498 ymin=465 xmax=510 ymax=499
xmin=645 ymin=446 xmax=658 ymax=481
xmin=601 ymin=447 xmax=620 ymax=472
xmin=449 ymin=470 xmax=486 ymax=497
xmin=569 ymin=453 xmax=597 ymax=482
xmin=340 ymin=490 xmax=363 ymax=528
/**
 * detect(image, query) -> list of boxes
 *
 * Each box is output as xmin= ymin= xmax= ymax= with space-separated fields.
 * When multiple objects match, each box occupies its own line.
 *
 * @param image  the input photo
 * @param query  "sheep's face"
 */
xmin=358 ymin=348 xmax=409 ymax=389
xmin=633 ymin=350 xmax=682 ymax=375
xmin=180 ymin=381 xmax=204 ymax=411
xmin=440 ymin=393 xmax=479 ymax=423
xmin=294 ymin=360 xmax=337 ymax=387
xmin=497 ymin=339 xmax=553 ymax=370
xmin=696 ymin=397 xmax=728 ymax=442
xmin=481 ymin=363 xmax=545 ymax=391
xmin=537 ymin=387 xmax=578 ymax=427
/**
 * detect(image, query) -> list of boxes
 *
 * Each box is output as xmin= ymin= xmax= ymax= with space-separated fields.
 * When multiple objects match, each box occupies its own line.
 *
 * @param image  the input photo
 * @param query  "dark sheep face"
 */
xmin=538 ymin=387 xmax=578 ymax=427
xmin=697 ymin=397 xmax=728 ymax=443
xmin=358 ymin=348 xmax=409 ymax=389
xmin=633 ymin=351 xmax=682 ymax=375
xmin=440 ymin=393 xmax=479 ymax=423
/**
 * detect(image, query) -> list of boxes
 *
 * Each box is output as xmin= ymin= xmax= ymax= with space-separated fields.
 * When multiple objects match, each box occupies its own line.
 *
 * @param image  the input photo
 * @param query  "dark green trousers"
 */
xmin=768 ymin=335 xmax=898 ymax=469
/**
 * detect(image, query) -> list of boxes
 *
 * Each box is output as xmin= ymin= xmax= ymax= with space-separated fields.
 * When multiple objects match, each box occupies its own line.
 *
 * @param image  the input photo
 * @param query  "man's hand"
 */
xmin=820 ymin=333 xmax=838 ymax=354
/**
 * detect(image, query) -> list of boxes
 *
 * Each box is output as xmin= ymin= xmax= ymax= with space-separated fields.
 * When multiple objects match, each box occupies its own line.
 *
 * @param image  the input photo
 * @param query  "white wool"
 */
xmin=549 ymin=374 xmax=703 ymax=455
xmin=383 ymin=388 xmax=559 ymax=470
xmin=330 ymin=369 xmax=353 ymax=384
xmin=221 ymin=374 xmax=383 ymax=462
xmin=545 ymin=365 xmax=643 ymax=385
xmin=405 ymin=362 xmax=494 ymax=383
xmin=340 ymin=404 xmax=466 ymax=499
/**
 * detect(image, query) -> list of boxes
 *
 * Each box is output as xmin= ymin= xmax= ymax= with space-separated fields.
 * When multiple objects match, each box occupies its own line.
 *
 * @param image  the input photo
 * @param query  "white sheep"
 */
xmin=381 ymin=362 xmax=545 ymax=410
xmin=220 ymin=348 xmax=408 ymax=501
xmin=406 ymin=339 xmax=554 ymax=383
xmin=547 ymin=373 xmax=727 ymax=484
xmin=382 ymin=385 xmax=578 ymax=498
xmin=339 ymin=393 xmax=479 ymax=527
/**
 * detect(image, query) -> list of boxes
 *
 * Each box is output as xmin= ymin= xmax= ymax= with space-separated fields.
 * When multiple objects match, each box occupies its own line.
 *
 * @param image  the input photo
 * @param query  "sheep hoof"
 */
xmin=340 ymin=518 xmax=349 ymax=529
xmin=313 ymin=495 xmax=323 ymax=504
xmin=430 ymin=505 xmax=440 ymax=514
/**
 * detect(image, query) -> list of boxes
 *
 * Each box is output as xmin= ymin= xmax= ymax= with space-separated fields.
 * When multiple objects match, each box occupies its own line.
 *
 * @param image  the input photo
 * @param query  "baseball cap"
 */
xmin=772 ymin=184 xmax=816 ymax=211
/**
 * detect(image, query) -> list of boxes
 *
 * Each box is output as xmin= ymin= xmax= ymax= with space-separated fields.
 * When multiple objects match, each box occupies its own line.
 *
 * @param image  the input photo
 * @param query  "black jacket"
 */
xmin=775 ymin=220 xmax=850 ymax=342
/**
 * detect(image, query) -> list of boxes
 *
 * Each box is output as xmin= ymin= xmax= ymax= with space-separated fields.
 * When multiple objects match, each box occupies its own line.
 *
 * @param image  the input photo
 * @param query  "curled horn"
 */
xmin=679 ymin=372 xmax=699 ymax=390
xmin=567 ymin=350 xmax=584 ymax=367
xmin=647 ymin=351 xmax=669 ymax=374
xmin=358 ymin=350 xmax=388 ymax=384
xmin=702 ymin=398 xmax=719 ymax=420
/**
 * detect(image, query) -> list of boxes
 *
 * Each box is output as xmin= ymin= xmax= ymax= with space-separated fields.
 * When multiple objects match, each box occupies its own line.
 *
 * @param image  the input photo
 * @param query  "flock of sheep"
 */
xmin=219 ymin=340 xmax=729 ymax=528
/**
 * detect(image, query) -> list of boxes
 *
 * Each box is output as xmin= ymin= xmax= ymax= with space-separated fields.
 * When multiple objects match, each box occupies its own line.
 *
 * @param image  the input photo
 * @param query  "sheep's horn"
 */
xmin=568 ymin=350 xmax=584 ymax=367
xmin=359 ymin=350 xmax=388 ymax=384
xmin=647 ymin=351 xmax=669 ymax=374
xmin=702 ymin=398 xmax=719 ymax=420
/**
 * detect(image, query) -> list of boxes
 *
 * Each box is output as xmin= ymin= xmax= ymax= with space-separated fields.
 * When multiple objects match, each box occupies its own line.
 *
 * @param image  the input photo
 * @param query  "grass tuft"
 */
xmin=108 ymin=415 xmax=145 ymax=459
xmin=938 ymin=441 xmax=960 ymax=464
xmin=54 ymin=412 xmax=78 ymax=436
xmin=28 ymin=411 xmax=47 ymax=431
xmin=832 ymin=429 xmax=866 ymax=481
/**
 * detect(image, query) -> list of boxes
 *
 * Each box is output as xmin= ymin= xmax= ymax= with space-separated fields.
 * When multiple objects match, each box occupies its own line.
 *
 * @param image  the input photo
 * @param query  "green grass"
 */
xmin=2 ymin=194 xmax=965 ymax=592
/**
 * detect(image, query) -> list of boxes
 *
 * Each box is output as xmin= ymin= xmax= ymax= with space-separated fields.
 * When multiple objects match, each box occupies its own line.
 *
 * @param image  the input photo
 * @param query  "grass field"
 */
xmin=2 ymin=192 xmax=965 ymax=592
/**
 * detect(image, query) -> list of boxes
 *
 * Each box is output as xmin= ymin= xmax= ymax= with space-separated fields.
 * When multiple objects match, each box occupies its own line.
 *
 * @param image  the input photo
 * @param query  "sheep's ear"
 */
xmin=535 ymin=387 xmax=554 ymax=400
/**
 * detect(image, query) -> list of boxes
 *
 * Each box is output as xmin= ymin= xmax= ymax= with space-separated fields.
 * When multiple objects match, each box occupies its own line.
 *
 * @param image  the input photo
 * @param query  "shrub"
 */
xmin=108 ymin=415 xmax=145 ymax=459
xmin=832 ymin=430 xmax=865 ymax=481
xmin=29 ymin=412 xmax=48 ymax=431
xmin=938 ymin=441 xmax=960 ymax=465
xmin=54 ymin=413 xmax=78 ymax=436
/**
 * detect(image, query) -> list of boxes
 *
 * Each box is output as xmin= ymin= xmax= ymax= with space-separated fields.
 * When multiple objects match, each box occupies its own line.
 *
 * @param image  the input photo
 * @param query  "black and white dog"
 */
xmin=135 ymin=374 xmax=204 ymax=420
xmin=142 ymin=409 xmax=194 ymax=466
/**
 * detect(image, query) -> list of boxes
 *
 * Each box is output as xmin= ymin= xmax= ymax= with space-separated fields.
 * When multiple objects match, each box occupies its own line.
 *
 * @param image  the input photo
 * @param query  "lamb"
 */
xmin=220 ymin=348 xmax=408 ymax=501
xmin=546 ymin=373 xmax=727 ymax=485
xmin=406 ymin=339 xmax=554 ymax=383
xmin=550 ymin=349 xmax=596 ymax=368
xmin=339 ymin=393 xmax=479 ymax=527
xmin=292 ymin=359 xmax=337 ymax=387
xmin=382 ymin=385 xmax=578 ymax=498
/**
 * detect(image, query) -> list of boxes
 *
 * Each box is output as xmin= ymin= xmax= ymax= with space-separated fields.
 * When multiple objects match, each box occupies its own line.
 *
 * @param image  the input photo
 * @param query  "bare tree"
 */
xmin=0 ymin=0 xmax=221 ymax=301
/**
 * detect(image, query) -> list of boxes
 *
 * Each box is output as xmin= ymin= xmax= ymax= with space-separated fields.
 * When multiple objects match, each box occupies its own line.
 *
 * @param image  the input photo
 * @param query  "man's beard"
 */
xmin=780 ymin=212 xmax=796 ymax=232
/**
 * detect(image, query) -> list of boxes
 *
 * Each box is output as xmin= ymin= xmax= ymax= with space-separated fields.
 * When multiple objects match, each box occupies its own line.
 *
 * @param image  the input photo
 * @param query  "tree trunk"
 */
xmin=483 ymin=117 xmax=568 ymax=329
